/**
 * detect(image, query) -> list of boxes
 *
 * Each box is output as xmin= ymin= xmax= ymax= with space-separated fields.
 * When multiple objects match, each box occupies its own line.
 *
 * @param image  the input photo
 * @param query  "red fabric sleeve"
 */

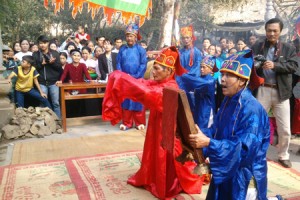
xmin=60 ymin=64 xmax=70 ymax=82
xmin=102 ymin=71 xmax=177 ymax=125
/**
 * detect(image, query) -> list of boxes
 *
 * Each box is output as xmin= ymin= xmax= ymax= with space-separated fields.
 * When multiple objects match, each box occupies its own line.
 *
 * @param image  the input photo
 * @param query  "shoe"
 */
xmin=120 ymin=124 xmax=128 ymax=131
xmin=278 ymin=159 xmax=292 ymax=168
xmin=136 ymin=124 xmax=145 ymax=130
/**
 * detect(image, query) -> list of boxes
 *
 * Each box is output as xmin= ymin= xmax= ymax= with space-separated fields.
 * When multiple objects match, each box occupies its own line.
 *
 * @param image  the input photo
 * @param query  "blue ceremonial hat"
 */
xmin=220 ymin=50 xmax=253 ymax=80
xmin=201 ymin=55 xmax=218 ymax=72
xmin=125 ymin=23 xmax=142 ymax=40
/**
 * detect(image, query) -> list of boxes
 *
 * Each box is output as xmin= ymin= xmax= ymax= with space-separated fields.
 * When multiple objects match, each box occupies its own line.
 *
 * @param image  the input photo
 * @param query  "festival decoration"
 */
xmin=44 ymin=0 xmax=152 ymax=26
xmin=295 ymin=15 xmax=300 ymax=38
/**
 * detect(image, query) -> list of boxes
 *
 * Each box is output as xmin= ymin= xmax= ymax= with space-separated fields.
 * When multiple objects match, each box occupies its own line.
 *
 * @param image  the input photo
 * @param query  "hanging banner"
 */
xmin=44 ymin=0 xmax=152 ymax=26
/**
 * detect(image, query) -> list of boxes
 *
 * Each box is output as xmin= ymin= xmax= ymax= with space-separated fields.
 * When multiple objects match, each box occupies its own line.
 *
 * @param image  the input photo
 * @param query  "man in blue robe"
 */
xmin=179 ymin=25 xmax=202 ymax=77
xmin=177 ymin=55 xmax=218 ymax=129
xmin=188 ymin=50 xmax=271 ymax=199
xmin=116 ymin=23 xmax=147 ymax=130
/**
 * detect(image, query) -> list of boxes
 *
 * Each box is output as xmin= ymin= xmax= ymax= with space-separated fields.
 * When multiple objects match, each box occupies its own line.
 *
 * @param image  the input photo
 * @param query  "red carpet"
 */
xmin=0 ymin=151 xmax=300 ymax=199
xmin=0 ymin=151 xmax=205 ymax=200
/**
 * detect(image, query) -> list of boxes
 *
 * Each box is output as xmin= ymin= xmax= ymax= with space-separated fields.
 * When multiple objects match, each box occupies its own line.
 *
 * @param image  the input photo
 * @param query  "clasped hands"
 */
xmin=262 ymin=60 xmax=275 ymax=70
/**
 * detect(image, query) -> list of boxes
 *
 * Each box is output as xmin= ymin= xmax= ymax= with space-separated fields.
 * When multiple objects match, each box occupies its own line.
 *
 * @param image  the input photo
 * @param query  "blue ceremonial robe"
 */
xmin=116 ymin=43 xmax=147 ymax=111
xmin=179 ymin=47 xmax=202 ymax=77
xmin=202 ymin=88 xmax=270 ymax=200
xmin=177 ymin=74 xmax=216 ymax=129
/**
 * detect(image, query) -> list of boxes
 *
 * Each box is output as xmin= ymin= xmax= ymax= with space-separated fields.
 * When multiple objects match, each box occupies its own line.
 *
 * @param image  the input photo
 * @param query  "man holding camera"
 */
xmin=252 ymin=18 xmax=298 ymax=168
xmin=33 ymin=35 xmax=63 ymax=118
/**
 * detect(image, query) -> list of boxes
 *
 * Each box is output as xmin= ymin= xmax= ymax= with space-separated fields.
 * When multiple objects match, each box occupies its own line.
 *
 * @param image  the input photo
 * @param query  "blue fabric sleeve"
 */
xmin=116 ymin=50 xmax=122 ymax=71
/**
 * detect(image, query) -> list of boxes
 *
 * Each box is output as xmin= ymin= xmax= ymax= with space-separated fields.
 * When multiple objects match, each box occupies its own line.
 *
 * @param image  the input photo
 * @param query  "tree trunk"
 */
xmin=147 ymin=31 xmax=154 ymax=47
xmin=0 ymin=25 xmax=3 ymax=68
xmin=158 ymin=0 xmax=175 ymax=48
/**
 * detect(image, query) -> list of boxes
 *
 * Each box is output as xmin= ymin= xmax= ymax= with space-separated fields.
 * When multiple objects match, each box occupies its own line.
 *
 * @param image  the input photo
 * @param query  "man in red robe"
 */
xmin=102 ymin=46 xmax=204 ymax=199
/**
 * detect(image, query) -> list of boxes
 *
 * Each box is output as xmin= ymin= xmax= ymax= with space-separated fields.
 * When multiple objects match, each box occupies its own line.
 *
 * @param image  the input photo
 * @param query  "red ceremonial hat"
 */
xmin=155 ymin=46 xmax=187 ymax=78
xmin=180 ymin=25 xmax=196 ymax=41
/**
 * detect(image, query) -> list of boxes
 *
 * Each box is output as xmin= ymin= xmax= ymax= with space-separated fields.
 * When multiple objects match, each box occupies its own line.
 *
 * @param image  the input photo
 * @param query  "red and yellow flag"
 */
xmin=44 ymin=0 xmax=152 ymax=26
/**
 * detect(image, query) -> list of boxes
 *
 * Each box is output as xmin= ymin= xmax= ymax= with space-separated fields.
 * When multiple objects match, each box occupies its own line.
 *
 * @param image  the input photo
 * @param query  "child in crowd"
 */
xmin=57 ymin=49 xmax=91 ymax=94
xmin=75 ymin=25 xmax=90 ymax=41
xmin=6 ymin=55 xmax=51 ymax=108
xmin=3 ymin=46 xmax=20 ymax=103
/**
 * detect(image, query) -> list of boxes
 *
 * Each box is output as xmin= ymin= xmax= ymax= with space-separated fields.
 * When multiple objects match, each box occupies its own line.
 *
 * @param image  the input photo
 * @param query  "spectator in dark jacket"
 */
xmin=97 ymin=39 xmax=117 ymax=80
xmin=33 ymin=35 xmax=63 ymax=118
xmin=252 ymin=18 xmax=298 ymax=168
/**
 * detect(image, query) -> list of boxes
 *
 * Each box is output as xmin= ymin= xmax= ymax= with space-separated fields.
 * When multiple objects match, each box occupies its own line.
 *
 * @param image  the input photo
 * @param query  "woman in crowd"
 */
xmin=87 ymin=40 xmax=95 ymax=55
xmin=12 ymin=41 xmax=21 ymax=54
xmin=202 ymin=38 xmax=211 ymax=56
xmin=64 ymin=42 xmax=77 ymax=63
xmin=208 ymin=44 xmax=217 ymax=56
xmin=80 ymin=46 xmax=98 ymax=79
xmin=14 ymin=39 xmax=32 ymax=61
xmin=94 ymin=46 xmax=104 ymax=59
xmin=49 ymin=42 xmax=58 ymax=52
xmin=236 ymin=38 xmax=248 ymax=52
xmin=30 ymin=43 xmax=39 ymax=53
xmin=59 ymin=52 xmax=68 ymax=70
xmin=57 ymin=49 xmax=91 ymax=93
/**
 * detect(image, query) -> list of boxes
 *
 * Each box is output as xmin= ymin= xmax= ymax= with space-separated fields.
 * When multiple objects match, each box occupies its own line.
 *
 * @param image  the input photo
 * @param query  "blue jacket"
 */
xmin=179 ymin=46 xmax=202 ymax=76
xmin=177 ymin=74 xmax=216 ymax=129
xmin=202 ymin=88 xmax=270 ymax=200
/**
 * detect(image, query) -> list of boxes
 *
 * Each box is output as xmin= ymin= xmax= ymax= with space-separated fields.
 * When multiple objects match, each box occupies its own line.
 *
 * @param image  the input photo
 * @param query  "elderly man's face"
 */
xmin=221 ymin=72 xmax=245 ymax=97
xmin=126 ymin=34 xmax=136 ymax=46
xmin=152 ymin=63 xmax=171 ymax=82
xmin=266 ymin=23 xmax=281 ymax=45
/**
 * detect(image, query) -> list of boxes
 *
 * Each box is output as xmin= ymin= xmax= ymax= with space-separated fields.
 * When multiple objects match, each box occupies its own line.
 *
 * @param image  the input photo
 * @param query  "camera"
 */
xmin=43 ymin=54 xmax=52 ymax=63
xmin=254 ymin=55 xmax=267 ymax=69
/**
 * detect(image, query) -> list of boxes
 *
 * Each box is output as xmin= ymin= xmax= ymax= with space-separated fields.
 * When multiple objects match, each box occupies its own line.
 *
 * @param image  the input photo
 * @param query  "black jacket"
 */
xmin=252 ymin=40 xmax=298 ymax=101
xmin=98 ymin=52 xmax=117 ymax=80
xmin=33 ymin=49 xmax=62 ymax=85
